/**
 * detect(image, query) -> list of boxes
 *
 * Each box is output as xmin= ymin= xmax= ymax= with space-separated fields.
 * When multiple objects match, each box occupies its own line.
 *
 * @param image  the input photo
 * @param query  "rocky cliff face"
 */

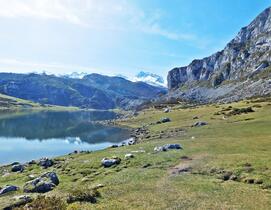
xmin=167 ymin=7 xmax=271 ymax=102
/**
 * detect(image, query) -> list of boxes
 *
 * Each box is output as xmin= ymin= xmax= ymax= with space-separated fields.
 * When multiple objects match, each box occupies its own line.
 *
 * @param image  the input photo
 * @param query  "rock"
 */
xmin=244 ymin=178 xmax=255 ymax=184
xmin=229 ymin=175 xmax=238 ymax=181
xmin=101 ymin=157 xmax=121 ymax=167
xmin=142 ymin=163 xmax=152 ymax=168
xmin=154 ymin=144 xmax=182 ymax=152
xmin=27 ymin=160 xmax=36 ymax=165
xmin=11 ymin=164 xmax=24 ymax=172
xmin=193 ymin=116 xmax=199 ymax=119
xmin=164 ymin=108 xmax=170 ymax=113
xmin=4 ymin=195 xmax=33 ymax=210
xmin=111 ymin=144 xmax=119 ymax=148
xmin=39 ymin=158 xmax=54 ymax=168
xmin=11 ymin=162 xmax=20 ymax=166
xmin=156 ymin=117 xmax=171 ymax=124
xmin=124 ymin=154 xmax=134 ymax=159
xmin=23 ymin=172 xmax=59 ymax=193
xmin=0 ymin=185 xmax=19 ymax=195
xmin=192 ymin=121 xmax=208 ymax=127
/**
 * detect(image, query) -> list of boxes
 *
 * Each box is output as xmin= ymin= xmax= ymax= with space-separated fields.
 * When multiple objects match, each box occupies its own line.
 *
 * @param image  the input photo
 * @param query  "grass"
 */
xmin=0 ymin=93 xmax=80 ymax=111
xmin=0 ymin=98 xmax=271 ymax=209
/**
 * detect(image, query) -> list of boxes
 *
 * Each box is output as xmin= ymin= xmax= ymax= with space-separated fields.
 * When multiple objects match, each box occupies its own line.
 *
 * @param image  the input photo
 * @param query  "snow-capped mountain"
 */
xmin=133 ymin=71 xmax=166 ymax=87
xmin=62 ymin=72 xmax=88 ymax=79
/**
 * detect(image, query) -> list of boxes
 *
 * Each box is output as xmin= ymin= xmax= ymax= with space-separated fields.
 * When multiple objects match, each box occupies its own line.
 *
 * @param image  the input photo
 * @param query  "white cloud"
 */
xmin=0 ymin=58 xmax=114 ymax=75
xmin=0 ymin=0 xmax=196 ymax=42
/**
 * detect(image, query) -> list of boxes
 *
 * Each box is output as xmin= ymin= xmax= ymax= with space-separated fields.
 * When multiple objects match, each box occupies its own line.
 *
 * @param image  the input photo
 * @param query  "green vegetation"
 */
xmin=0 ymin=93 xmax=80 ymax=111
xmin=0 ymin=98 xmax=271 ymax=209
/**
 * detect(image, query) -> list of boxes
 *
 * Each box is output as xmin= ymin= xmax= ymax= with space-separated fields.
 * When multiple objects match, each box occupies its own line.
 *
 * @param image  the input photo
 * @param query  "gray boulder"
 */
xmin=11 ymin=164 xmax=24 ymax=172
xmin=39 ymin=158 xmax=54 ymax=168
xmin=0 ymin=185 xmax=19 ymax=195
xmin=192 ymin=121 xmax=208 ymax=127
xmin=101 ymin=157 xmax=121 ymax=167
xmin=157 ymin=117 xmax=171 ymax=124
xmin=23 ymin=172 xmax=59 ymax=193
xmin=154 ymin=144 xmax=182 ymax=152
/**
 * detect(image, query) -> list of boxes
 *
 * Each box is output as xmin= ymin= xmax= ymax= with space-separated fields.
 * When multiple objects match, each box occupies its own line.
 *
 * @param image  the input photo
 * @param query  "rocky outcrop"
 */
xmin=167 ymin=7 xmax=271 ymax=102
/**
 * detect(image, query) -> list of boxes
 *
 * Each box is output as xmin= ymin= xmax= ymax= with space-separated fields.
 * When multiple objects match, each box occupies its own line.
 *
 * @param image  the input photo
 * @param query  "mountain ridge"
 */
xmin=0 ymin=73 xmax=166 ymax=110
xmin=167 ymin=7 xmax=271 ymax=103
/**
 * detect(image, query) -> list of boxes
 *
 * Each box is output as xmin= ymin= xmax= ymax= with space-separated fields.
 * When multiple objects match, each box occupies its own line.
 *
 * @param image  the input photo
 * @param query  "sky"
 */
xmin=0 ymin=0 xmax=270 ymax=79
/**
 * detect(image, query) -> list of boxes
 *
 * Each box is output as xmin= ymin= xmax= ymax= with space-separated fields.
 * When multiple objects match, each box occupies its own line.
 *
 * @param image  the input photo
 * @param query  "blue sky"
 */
xmin=0 ymin=0 xmax=270 ymax=78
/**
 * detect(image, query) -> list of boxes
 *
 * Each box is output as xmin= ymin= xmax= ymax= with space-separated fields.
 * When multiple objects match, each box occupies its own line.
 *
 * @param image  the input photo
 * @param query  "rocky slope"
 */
xmin=167 ymin=7 xmax=271 ymax=103
xmin=0 ymin=73 xmax=166 ymax=110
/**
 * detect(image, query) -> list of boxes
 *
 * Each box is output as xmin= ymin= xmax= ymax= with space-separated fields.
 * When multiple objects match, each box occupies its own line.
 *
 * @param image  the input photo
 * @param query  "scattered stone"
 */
xmin=229 ymin=175 xmax=238 ymax=181
xmin=180 ymin=156 xmax=192 ymax=161
xmin=11 ymin=164 xmax=24 ymax=173
xmin=111 ymin=144 xmax=119 ymax=148
xmin=125 ymin=154 xmax=134 ymax=159
xmin=193 ymin=116 xmax=199 ymax=119
xmin=255 ymin=179 xmax=263 ymax=184
xmin=192 ymin=121 xmax=208 ymax=127
xmin=244 ymin=178 xmax=255 ymax=184
xmin=220 ymin=171 xmax=233 ymax=181
xmin=23 ymin=172 xmax=59 ymax=193
xmin=39 ymin=158 xmax=54 ymax=169
xmin=27 ymin=160 xmax=36 ymax=165
xmin=172 ymin=166 xmax=192 ymax=175
xmin=154 ymin=144 xmax=182 ymax=152
xmin=9 ymin=195 xmax=33 ymax=209
xmin=164 ymin=108 xmax=170 ymax=113
xmin=0 ymin=185 xmax=19 ymax=195
xmin=157 ymin=117 xmax=171 ymax=124
xmin=11 ymin=162 xmax=20 ymax=166
xmin=142 ymin=163 xmax=152 ymax=168
xmin=101 ymin=157 xmax=121 ymax=168
xmin=131 ymin=150 xmax=145 ymax=153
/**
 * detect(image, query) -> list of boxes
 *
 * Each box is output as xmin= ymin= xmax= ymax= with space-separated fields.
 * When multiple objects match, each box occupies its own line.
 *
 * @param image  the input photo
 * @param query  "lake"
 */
xmin=0 ymin=110 xmax=131 ymax=165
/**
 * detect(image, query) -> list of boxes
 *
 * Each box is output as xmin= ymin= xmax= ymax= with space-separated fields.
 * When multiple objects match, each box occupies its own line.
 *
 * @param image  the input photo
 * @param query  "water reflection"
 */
xmin=0 ymin=111 xmax=130 ymax=164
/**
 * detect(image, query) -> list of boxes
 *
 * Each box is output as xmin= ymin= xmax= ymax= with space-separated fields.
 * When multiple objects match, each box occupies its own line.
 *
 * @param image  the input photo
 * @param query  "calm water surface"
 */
xmin=0 ymin=110 xmax=130 ymax=165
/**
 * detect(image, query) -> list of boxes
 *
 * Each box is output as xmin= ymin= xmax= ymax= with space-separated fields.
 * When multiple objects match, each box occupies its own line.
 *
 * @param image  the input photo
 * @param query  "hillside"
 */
xmin=0 ymin=73 xmax=166 ymax=110
xmin=0 ymin=97 xmax=270 ymax=209
xmin=167 ymin=7 xmax=271 ymax=103
xmin=0 ymin=93 xmax=43 ymax=109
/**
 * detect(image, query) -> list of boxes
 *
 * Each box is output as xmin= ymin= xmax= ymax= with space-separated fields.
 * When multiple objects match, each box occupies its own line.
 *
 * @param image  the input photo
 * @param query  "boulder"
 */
xmin=101 ymin=157 xmax=121 ymax=167
xmin=192 ymin=121 xmax=208 ymax=127
xmin=11 ymin=164 xmax=24 ymax=172
xmin=125 ymin=154 xmax=134 ymax=159
xmin=23 ymin=172 xmax=59 ymax=193
xmin=0 ymin=185 xmax=19 ymax=195
xmin=164 ymin=108 xmax=170 ymax=113
xmin=154 ymin=144 xmax=182 ymax=152
xmin=39 ymin=158 xmax=54 ymax=168
xmin=157 ymin=117 xmax=171 ymax=124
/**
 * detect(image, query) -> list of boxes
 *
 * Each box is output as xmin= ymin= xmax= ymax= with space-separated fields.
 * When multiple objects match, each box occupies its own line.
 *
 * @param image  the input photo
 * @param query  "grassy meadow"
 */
xmin=0 ymin=98 xmax=271 ymax=209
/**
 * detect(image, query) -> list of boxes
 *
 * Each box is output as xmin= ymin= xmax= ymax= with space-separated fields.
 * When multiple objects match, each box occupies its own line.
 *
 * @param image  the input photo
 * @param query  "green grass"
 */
xmin=0 ymin=93 xmax=80 ymax=111
xmin=0 ymin=99 xmax=271 ymax=209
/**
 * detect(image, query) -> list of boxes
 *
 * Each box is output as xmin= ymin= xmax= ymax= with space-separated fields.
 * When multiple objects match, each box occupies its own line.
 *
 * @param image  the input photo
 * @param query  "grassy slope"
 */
xmin=0 ymin=93 xmax=79 ymax=111
xmin=0 ymin=99 xmax=271 ymax=209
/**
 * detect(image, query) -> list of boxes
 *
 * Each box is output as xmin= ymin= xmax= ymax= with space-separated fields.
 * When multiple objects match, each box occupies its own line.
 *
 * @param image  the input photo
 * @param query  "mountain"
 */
xmin=62 ymin=72 xmax=88 ymax=79
xmin=134 ymin=71 xmax=166 ymax=87
xmin=167 ymin=7 xmax=271 ymax=103
xmin=0 ymin=73 xmax=166 ymax=110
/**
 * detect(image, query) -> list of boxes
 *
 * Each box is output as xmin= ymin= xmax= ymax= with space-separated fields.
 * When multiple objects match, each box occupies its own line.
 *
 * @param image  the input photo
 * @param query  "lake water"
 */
xmin=0 ymin=110 xmax=130 ymax=165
